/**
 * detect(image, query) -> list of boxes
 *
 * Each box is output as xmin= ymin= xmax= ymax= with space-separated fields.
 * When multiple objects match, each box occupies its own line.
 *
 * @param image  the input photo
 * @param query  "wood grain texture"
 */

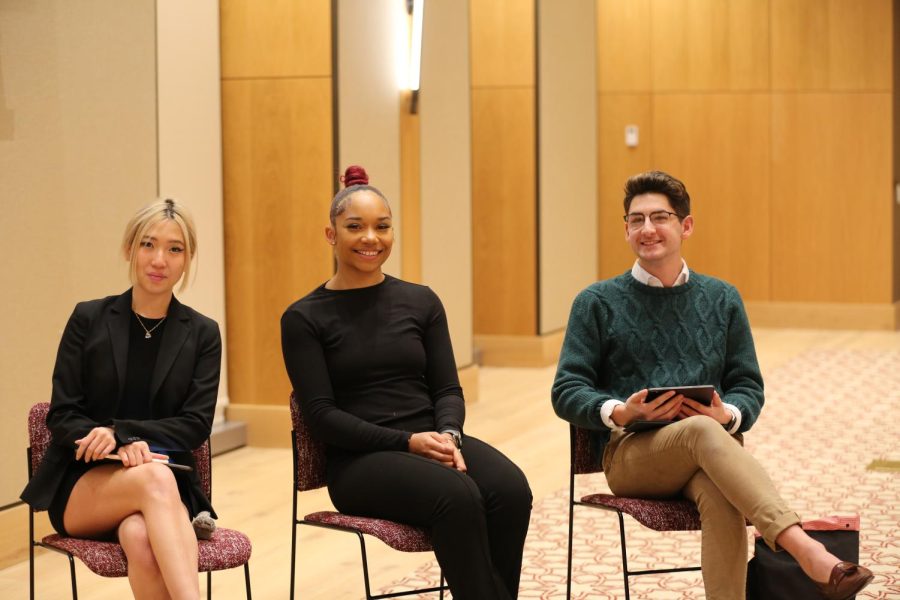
xmin=473 ymin=330 xmax=565 ymax=367
xmin=745 ymin=300 xmax=899 ymax=330
xmin=597 ymin=93 xmax=653 ymax=279
xmin=400 ymin=91 xmax=422 ymax=283
xmin=222 ymin=77 xmax=335 ymax=406
xmin=771 ymin=92 xmax=893 ymax=303
xmin=470 ymin=0 xmax=535 ymax=87
xmin=651 ymin=0 xmax=769 ymax=91
xmin=596 ymin=0 xmax=651 ymax=92
xmin=471 ymin=87 xmax=537 ymax=335
xmin=827 ymin=0 xmax=892 ymax=90
xmin=771 ymin=0 xmax=829 ymax=90
xmin=220 ymin=0 xmax=331 ymax=79
xmin=896 ymin=0 xmax=900 ymax=302
xmin=653 ymin=93 xmax=771 ymax=301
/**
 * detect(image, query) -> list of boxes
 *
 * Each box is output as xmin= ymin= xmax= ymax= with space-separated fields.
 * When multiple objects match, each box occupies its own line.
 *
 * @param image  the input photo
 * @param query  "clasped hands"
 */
xmin=74 ymin=426 xmax=168 ymax=467
xmin=408 ymin=431 xmax=467 ymax=472
xmin=611 ymin=389 xmax=732 ymax=428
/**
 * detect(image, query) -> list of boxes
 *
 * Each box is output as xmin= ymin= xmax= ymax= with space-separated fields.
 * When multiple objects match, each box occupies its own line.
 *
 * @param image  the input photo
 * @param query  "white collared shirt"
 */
xmin=631 ymin=259 xmax=690 ymax=287
xmin=599 ymin=260 xmax=742 ymax=434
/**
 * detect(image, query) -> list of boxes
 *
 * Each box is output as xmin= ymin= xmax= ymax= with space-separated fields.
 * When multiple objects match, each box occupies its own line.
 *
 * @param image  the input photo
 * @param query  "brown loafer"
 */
xmin=815 ymin=561 xmax=874 ymax=600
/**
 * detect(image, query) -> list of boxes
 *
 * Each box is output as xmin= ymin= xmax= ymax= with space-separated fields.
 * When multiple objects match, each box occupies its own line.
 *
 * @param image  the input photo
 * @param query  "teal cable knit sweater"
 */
xmin=551 ymin=271 xmax=764 ymax=462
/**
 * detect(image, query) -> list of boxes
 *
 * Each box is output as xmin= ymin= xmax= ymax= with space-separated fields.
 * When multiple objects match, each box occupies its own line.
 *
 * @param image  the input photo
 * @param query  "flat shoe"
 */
xmin=815 ymin=561 xmax=874 ymax=600
xmin=192 ymin=511 xmax=217 ymax=540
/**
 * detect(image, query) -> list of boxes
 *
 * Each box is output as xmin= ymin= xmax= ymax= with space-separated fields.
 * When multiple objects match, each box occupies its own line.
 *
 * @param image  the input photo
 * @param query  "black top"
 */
xmin=120 ymin=313 xmax=166 ymax=421
xmin=281 ymin=275 xmax=465 ymax=456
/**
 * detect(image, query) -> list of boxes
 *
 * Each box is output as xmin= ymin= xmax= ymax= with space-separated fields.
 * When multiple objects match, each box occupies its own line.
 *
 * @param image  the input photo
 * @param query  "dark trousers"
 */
xmin=327 ymin=436 xmax=533 ymax=600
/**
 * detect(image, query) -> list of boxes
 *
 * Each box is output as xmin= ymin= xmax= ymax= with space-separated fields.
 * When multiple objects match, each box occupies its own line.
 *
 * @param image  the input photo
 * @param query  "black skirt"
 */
xmin=46 ymin=459 xmax=198 ymax=538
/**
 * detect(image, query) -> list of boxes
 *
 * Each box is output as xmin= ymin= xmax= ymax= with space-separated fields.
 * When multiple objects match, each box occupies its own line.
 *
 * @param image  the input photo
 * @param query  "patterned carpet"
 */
xmin=382 ymin=349 xmax=900 ymax=598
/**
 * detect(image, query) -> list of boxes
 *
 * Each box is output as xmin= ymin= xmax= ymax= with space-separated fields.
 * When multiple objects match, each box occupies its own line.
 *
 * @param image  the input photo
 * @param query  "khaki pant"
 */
xmin=603 ymin=417 xmax=800 ymax=600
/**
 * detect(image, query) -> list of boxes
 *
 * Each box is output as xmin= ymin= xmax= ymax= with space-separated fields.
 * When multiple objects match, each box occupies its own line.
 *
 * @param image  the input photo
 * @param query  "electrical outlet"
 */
xmin=625 ymin=125 xmax=639 ymax=148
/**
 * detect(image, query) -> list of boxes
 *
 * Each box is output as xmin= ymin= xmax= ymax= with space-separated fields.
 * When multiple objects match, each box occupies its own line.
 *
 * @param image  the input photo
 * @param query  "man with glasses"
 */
xmin=550 ymin=171 xmax=873 ymax=599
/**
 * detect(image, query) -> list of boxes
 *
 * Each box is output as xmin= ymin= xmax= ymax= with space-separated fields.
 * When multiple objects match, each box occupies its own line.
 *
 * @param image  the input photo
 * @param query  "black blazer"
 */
xmin=21 ymin=289 xmax=222 ymax=513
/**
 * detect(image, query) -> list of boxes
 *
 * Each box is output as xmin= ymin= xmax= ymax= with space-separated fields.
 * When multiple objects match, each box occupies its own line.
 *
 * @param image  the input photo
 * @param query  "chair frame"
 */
xmin=566 ymin=425 xmax=701 ymax=600
xmin=26 ymin=406 xmax=251 ymax=600
xmin=289 ymin=399 xmax=446 ymax=600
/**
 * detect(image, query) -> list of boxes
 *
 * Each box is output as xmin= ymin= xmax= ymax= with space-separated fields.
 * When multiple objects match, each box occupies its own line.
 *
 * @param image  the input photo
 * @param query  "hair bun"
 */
xmin=341 ymin=165 xmax=369 ymax=188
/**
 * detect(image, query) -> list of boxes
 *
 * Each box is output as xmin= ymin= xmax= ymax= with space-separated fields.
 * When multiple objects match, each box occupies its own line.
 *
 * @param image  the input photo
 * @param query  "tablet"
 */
xmin=645 ymin=384 xmax=715 ymax=406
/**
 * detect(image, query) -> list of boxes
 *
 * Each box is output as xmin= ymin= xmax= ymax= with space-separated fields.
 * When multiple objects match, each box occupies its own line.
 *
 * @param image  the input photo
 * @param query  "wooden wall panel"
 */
xmin=895 ymin=0 xmax=900 ymax=302
xmin=400 ymin=91 xmax=421 ymax=283
xmin=470 ymin=0 xmax=535 ymax=87
xmin=222 ymin=78 xmax=334 ymax=405
xmin=596 ymin=0 xmax=650 ymax=92
xmin=828 ymin=0 xmax=892 ymax=90
xmin=651 ymin=0 xmax=769 ymax=91
xmin=771 ymin=0 xmax=829 ymax=90
xmin=597 ymin=93 xmax=652 ymax=279
xmin=771 ymin=93 xmax=892 ymax=303
xmin=653 ymin=93 xmax=771 ymax=300
xmin=472 ymin=88 xmax=536 ymax=335
xmin=220 ymin=0 xmax=331 ymax=79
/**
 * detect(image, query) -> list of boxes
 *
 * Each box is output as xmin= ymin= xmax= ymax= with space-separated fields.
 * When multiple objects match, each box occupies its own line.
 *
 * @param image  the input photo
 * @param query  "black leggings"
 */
xmin=327 ymin=436 xmax=532 ymax=600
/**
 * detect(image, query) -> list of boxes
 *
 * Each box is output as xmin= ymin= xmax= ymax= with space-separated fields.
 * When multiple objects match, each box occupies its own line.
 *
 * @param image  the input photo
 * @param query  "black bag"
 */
xmin=746 ymin=516 xmax=860 ymax=600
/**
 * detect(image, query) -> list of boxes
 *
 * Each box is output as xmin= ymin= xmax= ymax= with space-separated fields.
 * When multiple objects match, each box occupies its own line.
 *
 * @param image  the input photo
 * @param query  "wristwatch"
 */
xmin=446 ymin=431 xmax=463 ymax=450
xmin=723 ymin=411 xmax=737 ymax=431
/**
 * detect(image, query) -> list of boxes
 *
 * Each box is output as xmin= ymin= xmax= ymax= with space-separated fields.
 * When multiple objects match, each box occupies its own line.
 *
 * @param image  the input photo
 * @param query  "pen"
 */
xmin=73 ymin=442 xmax=194 ymax=471
xmin=102 ymin=454 xmax=193 ymax=472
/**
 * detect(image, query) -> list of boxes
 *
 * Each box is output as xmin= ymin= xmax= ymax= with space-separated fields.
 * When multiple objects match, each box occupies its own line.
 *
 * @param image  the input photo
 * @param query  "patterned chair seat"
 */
xmin=304 ymin=511 xmax=433 ymax=552
xmin=580 ymin=493 xmax=702 ymax=531
xmin=41 ymin=528 xmax=252 ymax=578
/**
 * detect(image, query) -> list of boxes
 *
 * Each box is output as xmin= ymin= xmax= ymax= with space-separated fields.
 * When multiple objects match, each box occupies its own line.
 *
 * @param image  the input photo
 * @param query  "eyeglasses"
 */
xmin=623 ymin=210 xmax=681 ymax=230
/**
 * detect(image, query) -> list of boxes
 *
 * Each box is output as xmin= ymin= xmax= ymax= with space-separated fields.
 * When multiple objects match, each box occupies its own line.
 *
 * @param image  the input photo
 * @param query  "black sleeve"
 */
xmin=422 ymin=290 xmax=465 ymax=434
xmin=281 ymin=307 xmax=410 ymax=452
xmin=46 ymin=304 xmax=105 ymax=447
xmin=112 ymin=319 xmax=221 ymax=451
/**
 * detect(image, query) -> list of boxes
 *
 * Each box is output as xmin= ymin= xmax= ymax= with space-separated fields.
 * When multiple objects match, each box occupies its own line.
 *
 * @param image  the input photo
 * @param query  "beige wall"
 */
xmin=0 ymin=0 xmax=158 ymax=507
xmin=337 ymin=0 xmax=404 ymax=276
xmin=537 ymin=0 xmax=598 ymax=334
xmin=0 ymin=0 xmax=228 ymax=509
xmin=420 ymin=0 xmax=474 ymax=367
xmin=157 ymin=0 xmax=229 ymax=418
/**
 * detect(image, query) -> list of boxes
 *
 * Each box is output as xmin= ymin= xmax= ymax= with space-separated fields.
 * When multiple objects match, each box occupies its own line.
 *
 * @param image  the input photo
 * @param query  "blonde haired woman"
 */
xmin=22 ymin=199 xmax=221 ymax=600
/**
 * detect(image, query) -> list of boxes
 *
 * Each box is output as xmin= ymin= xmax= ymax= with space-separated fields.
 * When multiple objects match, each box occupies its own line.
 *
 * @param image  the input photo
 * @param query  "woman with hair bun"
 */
xmin=21 ymin=199 xmax=222 ymax=600
xmin=281 ymin=166 xmax=532 ymax=599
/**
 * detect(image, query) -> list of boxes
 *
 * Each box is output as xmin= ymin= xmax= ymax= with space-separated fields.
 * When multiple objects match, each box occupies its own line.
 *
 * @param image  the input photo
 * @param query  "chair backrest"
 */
xmin=27 ymin=402 xmax=52 ymax=478
xmin=193 ymin=440 xmax=212 ymax=499
xmin=289 ymin=392 xmax=328 ymax=492
xmin=570 ymin=424 xmax=603 ymax=476
xmin=27 ymin=401 xmax=212 ymax=499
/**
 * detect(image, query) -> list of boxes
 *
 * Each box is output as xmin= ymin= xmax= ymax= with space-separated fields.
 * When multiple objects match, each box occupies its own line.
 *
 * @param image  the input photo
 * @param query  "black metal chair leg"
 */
xmin=244 ymin=562 xmax=252 ymax=599
xmin=357 ymin=532 xmax=374 ymax=600
xmin=438 ymin=571 xmax=444 ymax=599
xmin=207 ymin=571 xmax=212 ymax=600
xmin=29 ymin=526 xmax=35 ymax=600
xmin=67 ymin=554 xmax=78 ymax=600
xmin=617 ymin=511 xmax=630 ymax=600
xmin=566 ymin=501 xmax=575 ymax=599
xmin=290 ymin=434 xmax=299 ymax=600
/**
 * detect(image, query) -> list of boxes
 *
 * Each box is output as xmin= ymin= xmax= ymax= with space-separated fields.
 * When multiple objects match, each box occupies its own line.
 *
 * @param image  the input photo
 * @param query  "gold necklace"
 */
xmin=133 ymin=311 xmax=166 ymax=339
